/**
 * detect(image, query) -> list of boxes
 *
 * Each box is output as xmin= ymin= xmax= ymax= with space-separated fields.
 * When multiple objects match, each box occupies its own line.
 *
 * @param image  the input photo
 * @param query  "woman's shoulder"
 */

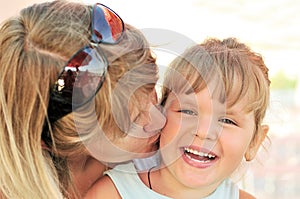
xmin=84 ymin=175 xmax=121 ymax=199
xmin=239 ymin=189 xmax=256 ymax=199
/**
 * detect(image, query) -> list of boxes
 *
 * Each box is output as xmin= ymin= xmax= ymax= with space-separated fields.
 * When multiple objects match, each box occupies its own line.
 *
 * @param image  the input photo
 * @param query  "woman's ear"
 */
xmin=245 ymin=125 xmax=269 ymax=161
xmin=150 ymin=89 xmax=158 ymax=104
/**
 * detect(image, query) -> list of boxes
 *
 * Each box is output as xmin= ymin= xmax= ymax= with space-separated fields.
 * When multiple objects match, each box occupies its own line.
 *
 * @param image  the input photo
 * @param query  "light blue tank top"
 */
xmin=104 ymin=162 xmax=239 ymax=199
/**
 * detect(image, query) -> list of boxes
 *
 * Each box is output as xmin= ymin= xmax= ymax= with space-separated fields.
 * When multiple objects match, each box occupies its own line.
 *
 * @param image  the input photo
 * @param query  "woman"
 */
xmin=0 ymin=0 xmax=165 ymax=198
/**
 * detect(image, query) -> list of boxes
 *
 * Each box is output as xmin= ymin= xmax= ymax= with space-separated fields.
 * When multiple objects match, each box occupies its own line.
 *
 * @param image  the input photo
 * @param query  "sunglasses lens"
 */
xmin=92 ymin=4 xmax=124 ymax=43
xmin=48 ymin=3 xmax=122 ymax=123
xmin=56 ymin=46 xmax=107 ymax=107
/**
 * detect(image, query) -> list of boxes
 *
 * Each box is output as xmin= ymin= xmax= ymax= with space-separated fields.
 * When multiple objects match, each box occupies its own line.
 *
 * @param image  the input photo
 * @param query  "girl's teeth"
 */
xmin=185 ymin=153 xmax=211 ymax=163
xmin=184 ymin=147 xmax=215 ymax=158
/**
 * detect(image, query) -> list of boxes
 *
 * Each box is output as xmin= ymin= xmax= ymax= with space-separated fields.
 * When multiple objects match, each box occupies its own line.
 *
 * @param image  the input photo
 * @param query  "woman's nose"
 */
xmin=143 ymin=104 xmax=166 ymax=134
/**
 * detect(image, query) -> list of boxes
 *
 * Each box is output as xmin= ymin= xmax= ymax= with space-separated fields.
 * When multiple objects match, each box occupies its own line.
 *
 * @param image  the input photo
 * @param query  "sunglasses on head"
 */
xmin=46 ymin=3 xmax=124 ymax=125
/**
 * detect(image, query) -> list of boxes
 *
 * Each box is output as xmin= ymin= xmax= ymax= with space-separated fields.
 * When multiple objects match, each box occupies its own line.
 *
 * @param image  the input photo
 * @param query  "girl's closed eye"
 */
xmin=218 ymin=118 xmax=237 ymax=126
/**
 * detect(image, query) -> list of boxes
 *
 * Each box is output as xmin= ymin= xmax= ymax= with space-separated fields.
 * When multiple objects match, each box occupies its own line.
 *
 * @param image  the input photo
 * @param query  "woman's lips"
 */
xmin=180 ymin=146 xmax=219 ymax=169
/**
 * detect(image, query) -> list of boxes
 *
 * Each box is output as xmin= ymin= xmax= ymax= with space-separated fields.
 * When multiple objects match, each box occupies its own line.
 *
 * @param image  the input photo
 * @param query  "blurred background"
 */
xmin=1 ymin=0 xmax=299 ymax=198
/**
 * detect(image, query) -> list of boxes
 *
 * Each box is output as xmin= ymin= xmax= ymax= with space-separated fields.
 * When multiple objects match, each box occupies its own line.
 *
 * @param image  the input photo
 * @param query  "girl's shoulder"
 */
xmin=239 ymin=189 xmax=256 ymax=199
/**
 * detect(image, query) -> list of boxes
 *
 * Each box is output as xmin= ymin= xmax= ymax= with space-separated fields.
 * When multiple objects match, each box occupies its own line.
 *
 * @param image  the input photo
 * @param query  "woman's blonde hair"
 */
xmin=161 ymin=37 xmax=270 ymax=150
xmin=0 ymin=0 xmax=157 ymax=198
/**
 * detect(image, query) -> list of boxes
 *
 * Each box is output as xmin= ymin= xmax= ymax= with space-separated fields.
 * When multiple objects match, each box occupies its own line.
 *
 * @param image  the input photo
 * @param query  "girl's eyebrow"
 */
xmin=225 ymin=101 xmax=250 ymax=114
xmin=225 ymin=110 xmax=242 ymax=116
xmin=224 ymin=108 xmax=252 ymax=122
xmin=175 ymin=93 xmax=199 ymax=107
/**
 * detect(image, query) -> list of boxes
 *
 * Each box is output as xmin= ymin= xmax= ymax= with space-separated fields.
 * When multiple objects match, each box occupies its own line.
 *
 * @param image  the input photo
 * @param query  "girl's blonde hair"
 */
xmin=161 ymin=37 xmax=270 ymax=150
xmin=0 ymin=0 xmax=157 ymax=198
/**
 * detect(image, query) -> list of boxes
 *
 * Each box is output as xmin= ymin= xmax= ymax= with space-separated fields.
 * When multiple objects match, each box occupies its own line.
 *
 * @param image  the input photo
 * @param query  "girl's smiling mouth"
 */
xmin=181 ymin=146 xmax=219 ymax=168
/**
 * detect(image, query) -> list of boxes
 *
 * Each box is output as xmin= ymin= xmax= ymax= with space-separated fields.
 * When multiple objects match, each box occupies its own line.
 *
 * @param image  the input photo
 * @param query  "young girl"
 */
xmin=85 ymin=37 xmax=271 ymax=199
xmin=0 ymin=1 xmax=165 ymax=198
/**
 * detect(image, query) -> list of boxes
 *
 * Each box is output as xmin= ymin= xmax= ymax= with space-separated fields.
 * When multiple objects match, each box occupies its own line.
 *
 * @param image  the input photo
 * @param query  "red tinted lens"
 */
xmin=92 ymin=3 xmax=124 ymax=43
xmin=55 ymin=45 xmax=107 ymax=107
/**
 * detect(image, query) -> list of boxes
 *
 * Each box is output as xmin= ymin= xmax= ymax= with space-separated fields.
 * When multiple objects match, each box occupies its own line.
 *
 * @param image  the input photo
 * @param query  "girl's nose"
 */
xmin=193 ymin=117 xmax=221 ymax=141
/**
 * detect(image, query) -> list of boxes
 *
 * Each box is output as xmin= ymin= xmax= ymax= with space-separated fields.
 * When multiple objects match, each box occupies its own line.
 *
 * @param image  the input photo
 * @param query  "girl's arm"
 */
xmin=239 ymin=189 xmax=256 ymax=199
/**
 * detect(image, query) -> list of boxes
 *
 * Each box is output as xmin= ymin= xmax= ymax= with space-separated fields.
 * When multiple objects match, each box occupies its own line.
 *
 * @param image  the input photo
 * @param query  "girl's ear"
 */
xmin=245 ymin=125 xmax=269 ymax=161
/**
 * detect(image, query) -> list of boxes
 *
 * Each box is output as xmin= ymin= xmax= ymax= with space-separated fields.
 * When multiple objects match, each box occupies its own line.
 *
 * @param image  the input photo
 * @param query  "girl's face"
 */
xmin=159 ymin=87 xmax=257 ymax=193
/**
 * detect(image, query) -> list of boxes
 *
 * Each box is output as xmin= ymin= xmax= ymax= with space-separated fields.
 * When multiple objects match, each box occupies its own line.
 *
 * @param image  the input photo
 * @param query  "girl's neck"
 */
xmin=140 ymin=164 xmax=219 ymax=199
